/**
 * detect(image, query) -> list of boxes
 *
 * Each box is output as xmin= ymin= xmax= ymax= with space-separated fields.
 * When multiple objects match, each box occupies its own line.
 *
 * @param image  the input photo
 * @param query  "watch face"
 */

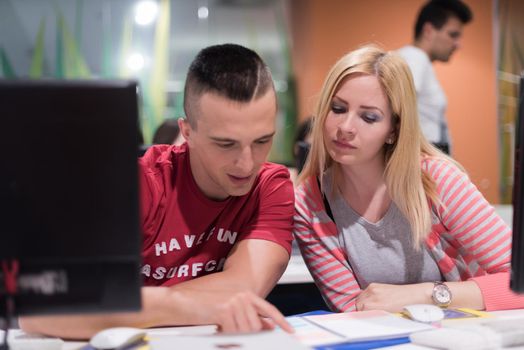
xmin=434 ymin=284 xmax=451 ymax=304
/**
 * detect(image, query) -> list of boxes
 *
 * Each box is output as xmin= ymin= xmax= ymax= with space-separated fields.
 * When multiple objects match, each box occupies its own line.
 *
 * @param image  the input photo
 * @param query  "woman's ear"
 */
xmin=387 ymin=117 xmax=400 ymax=145
xmin=386 ymin=129 xmax=396 ymax=145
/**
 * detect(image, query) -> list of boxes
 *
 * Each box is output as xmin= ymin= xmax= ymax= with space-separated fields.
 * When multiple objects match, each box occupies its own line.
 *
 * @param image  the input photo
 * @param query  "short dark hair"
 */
xmin=183 ymin=43 xmax=274 ymax=126
xmin=414 ymin=0 xmax=473 ymax=40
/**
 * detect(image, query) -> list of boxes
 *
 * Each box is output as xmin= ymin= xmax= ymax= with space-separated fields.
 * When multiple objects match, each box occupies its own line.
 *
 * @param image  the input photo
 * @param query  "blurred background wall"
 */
xmin=1 ymin=0 xmax=523 ymax=204
xmin=290 ymin=0 xmax=501 ymax=203
xmin=0 ymin=0 xmax=298 ymax=165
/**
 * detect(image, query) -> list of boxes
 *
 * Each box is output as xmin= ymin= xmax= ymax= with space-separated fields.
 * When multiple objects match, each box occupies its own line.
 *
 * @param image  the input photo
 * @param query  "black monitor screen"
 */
xmin=512 ymin=73 xmax=524 ymax=294
xmin=0 ymin=79 xmax=142 ymax=316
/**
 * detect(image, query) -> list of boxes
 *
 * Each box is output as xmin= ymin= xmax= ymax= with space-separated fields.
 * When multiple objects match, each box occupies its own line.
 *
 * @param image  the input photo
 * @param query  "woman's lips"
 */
xmin=333 ymin=140 xmax=356 ymax=149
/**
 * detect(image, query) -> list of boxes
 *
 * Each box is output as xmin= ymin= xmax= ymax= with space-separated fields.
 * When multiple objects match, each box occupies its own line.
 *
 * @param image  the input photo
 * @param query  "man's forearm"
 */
xmin=19 ymin=241 xmax=290 ymax=339
xmin=19 ymin=287 xmax=184 ymax=339
xmin=19 ymin=268 xmax=284 ymax=340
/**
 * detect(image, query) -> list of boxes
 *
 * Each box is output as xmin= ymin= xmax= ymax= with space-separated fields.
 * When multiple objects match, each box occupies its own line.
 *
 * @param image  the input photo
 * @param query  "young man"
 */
xmin=397 ymin=0 xmax=473 ymax=155
xmin=19 ymin=44 xmax=294 ymax=339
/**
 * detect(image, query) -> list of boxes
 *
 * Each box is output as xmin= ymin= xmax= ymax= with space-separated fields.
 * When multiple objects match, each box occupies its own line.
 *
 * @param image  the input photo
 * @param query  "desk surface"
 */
xmin=55 ymin=308 xmax=524 ymax=350
xmin=278 ymin=254 xmax=314 ymax=284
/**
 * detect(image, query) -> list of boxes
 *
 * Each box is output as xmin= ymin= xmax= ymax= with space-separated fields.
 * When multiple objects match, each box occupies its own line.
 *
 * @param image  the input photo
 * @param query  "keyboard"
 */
xmin=409 ymin=317 xmax=524 ymax=350
xmin=481 ymin=318 xmax=524 ymax=348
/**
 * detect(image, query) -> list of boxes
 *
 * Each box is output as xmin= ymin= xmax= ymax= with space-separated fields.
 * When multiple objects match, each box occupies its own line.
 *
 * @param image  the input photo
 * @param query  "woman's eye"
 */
xmin=330 ymin=103 xmax=346 ymax=114
xmin=361 ymin=112 xmax=379 ymax=123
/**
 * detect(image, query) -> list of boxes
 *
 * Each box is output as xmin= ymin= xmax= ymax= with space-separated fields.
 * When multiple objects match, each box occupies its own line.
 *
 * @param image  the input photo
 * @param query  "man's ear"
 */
xmin=422 ymin=22 xmax=437 ymax=41
xmin=178 ymin=117 xmax=192 ymax=145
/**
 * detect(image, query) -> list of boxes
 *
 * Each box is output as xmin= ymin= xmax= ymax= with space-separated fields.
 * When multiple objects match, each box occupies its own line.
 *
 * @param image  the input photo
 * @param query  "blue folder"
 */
xmin=314 ymin=336 xmax=410 ymax=350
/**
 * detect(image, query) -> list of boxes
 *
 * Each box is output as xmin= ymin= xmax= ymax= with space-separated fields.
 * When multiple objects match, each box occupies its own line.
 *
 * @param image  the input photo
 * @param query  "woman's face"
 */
xmin=323 ymin=74 xmax=394 ymax=168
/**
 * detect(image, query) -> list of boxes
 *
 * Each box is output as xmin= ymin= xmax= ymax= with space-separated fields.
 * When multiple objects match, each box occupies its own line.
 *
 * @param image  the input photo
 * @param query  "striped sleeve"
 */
xmin=293 ymin=177 xmax=361 ymax=312
xmin=425 ymin=158 xmax=524 ymax=310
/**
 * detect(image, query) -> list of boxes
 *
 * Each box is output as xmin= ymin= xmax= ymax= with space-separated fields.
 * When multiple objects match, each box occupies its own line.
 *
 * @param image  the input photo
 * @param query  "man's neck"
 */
xmin=413 ymin=40 xmax=434 ymax=62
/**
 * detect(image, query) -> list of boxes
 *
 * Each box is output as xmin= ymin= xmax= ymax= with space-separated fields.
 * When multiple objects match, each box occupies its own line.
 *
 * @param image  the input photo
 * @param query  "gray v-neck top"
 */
xmin=322 ymin=172 xmax=442 ymax=289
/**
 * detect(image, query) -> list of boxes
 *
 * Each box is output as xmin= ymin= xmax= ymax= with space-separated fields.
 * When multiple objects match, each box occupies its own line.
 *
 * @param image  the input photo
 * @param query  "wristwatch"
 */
xmin=431 ymin=281 xmax=452 ymax=307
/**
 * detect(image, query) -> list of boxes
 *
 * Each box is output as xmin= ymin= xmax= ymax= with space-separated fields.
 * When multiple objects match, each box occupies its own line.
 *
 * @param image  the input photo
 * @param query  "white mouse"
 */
xmin=403 ymin=304 xmax=445 ymax=323
xmin=89 ymin=327 xmax=146 ymax=349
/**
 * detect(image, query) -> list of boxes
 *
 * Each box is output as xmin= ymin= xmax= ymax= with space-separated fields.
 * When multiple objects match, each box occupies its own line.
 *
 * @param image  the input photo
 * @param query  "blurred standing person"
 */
xmin=398 ymin=0 xmax=472 ymax=155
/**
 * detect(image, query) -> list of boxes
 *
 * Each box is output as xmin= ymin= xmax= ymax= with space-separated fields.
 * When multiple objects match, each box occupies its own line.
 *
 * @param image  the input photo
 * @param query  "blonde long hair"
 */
xmin=299 ymin=44 xmax=459 ymax=246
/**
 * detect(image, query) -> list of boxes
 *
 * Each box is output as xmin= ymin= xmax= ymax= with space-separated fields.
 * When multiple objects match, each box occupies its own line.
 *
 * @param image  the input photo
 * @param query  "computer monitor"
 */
xmin=0 ymin=79 xmax=142 ymax=320
xmin=511 ymin=73 xmax=524 ymax=294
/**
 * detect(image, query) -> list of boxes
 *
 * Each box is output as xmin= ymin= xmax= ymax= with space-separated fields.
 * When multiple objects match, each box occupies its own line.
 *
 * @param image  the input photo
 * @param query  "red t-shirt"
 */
xmin=139 ymin=144 xmax=294 ymax=286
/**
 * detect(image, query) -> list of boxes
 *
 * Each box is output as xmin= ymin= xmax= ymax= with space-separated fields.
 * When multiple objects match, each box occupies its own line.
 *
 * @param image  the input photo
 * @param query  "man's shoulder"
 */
xmin=139 ymin=143 xmax=187 ymax=169
xmin=257 ymin=162 xmax=291 ymax=181
xmin=397 ymin=45 xmax=429 ymax=63
xmin=250 ymin=162 xmax=293 ymax=197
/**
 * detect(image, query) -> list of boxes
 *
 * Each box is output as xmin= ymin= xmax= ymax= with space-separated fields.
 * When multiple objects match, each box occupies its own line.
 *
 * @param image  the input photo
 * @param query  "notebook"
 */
xmin=286 ymin=310 xmax=436 ymax=347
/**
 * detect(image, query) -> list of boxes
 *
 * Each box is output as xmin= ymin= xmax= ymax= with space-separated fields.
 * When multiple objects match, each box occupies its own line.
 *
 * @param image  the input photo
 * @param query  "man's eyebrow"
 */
xmin=209 ymin=132 xmax=275 ymax=143
xmin=255 ymin=132 xmax=276 ymax=140
xmin=209 ymin=136 xmax=236 ymax=143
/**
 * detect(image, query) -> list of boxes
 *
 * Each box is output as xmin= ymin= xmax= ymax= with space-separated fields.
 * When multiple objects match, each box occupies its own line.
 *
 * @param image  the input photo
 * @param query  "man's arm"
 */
xmin=19 ymin=239 xmax=292 ymax=339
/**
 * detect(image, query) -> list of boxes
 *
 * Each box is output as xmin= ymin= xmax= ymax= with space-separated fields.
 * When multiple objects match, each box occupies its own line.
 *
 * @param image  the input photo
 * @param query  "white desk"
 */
xmin=54 ymin=309 xmax=524 ymax=350
xmin=494 ymin=204 xmax=512 ymax=226
xmin=61 ymin=325 xmax=218 ymax=350
xmin=278 ymin=254 xmax=314 ymax=284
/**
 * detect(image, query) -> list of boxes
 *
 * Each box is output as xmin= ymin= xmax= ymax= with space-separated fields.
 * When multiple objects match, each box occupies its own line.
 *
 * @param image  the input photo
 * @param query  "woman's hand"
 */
xmin=355 ymin=280 xmax=485 ymax=312
xmin=356 ymin=282 xmax=433 ymax=312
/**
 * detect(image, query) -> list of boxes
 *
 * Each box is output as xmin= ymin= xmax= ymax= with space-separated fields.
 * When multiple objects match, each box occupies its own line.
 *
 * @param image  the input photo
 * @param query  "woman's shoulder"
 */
xmin=421 ymin=156 xmax=467 ymax=180
xmin=295 ymin=175 xmax=318 ymax=197
xmin=295 ymin=175 xmax=325 ymax=208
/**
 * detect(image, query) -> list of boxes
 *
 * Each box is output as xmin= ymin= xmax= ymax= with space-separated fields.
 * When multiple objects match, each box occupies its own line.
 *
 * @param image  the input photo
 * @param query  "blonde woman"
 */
xmin=294 ymin=45 xmax=524 ymax=313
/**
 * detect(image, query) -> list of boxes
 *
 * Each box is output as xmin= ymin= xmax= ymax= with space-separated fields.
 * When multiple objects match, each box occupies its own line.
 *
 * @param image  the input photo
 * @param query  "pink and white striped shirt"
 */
xmin=293 ymin=157 xmax=524 ymax=312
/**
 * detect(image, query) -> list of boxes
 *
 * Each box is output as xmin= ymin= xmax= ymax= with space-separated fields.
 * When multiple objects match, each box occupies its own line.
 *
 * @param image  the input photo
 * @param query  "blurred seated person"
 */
xmin=289 ymin=117 xmax=313 ymax=184
xmin=152 ymin=118 xmax=185 ymax=145
xmin=137 ymin=126 xmax=149 ymax=157
xmin=294 ymin=118 xmax=313 ymax=172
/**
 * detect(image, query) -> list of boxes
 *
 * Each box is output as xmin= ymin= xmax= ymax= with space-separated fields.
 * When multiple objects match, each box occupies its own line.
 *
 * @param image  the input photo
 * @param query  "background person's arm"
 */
xmin=19 ymin=239 xmax=292 ymax=339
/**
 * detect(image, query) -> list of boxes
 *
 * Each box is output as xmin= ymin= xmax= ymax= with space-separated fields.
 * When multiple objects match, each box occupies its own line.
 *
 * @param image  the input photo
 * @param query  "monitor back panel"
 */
xmin=0 ymin=79 xmax=142 ymax=315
